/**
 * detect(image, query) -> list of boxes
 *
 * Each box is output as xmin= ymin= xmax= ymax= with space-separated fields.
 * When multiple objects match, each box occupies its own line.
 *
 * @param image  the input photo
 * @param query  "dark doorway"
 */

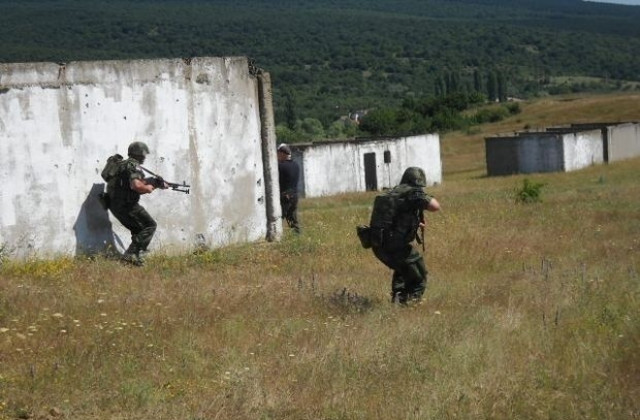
xmin=364 ymin=153 xmax=378 ymax=191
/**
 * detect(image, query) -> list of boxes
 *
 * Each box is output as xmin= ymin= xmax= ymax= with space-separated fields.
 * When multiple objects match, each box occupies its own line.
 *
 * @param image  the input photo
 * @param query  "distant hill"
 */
xmin=1 ymin=0 xmax=639 ymax=128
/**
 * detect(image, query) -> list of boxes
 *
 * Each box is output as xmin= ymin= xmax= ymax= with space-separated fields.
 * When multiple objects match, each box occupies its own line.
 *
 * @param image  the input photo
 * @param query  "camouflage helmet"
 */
xmin=400 ymin=167 xmax=427 ymax=187
xmin=127 ymin=141 xmax=150 ymax=157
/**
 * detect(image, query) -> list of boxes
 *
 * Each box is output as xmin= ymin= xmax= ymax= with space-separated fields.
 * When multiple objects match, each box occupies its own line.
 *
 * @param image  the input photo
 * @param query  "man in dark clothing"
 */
xmin=369 ymin=167 xmax=440 ymax=304
xmin=277 ymin=143 xmax=301 ymax=234
xmin=107 ymin=141 xmax=167 ymax=266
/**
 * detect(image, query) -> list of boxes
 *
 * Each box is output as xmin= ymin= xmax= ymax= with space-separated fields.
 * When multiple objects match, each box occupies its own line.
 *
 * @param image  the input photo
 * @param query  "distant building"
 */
xmin=552 ymin=122 xmax=640 ymax=163
xmin=485 ymin=129 xmax=603 ymax=176
xmin=288 ymin=134 xmax=442 ymax=198
xmin=484 ymin=122 xmax=640 ymax=176
xmin=348 ymin=110 xmax=368 ymax=124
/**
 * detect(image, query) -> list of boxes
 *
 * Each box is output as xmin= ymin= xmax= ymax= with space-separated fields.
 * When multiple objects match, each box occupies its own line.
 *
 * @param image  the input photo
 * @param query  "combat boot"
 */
xmin=121 ymin=252 xmax=143 ymax=267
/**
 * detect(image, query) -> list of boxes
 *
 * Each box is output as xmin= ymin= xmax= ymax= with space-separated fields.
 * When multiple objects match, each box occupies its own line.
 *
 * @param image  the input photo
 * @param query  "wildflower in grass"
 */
xmin=52 ymin=313 xmax=64 ymax=318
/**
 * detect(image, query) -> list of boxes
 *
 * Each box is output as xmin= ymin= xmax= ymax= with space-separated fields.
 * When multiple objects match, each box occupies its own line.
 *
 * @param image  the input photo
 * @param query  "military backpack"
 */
xmin=98 ymin=154 xmax=125 ymax=210
xmin=357 ymin=185 xmax=425 ymax=249
xmin=101 ymin=154 xmax=124 ymax=182
xmin=357 ymin=187 xmax=405 ymax=248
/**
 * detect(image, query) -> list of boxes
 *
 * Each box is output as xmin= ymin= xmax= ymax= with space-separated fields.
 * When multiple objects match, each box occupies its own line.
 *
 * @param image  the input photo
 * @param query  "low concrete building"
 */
xmin=555 ymin=122 xmax=640 ymax=163
xmin=289 ymin=134 xmax=441 ymax=198
xmin=485 ymin=129 xmax=604 ymax=176
xmin=0 ymin=56 xmax=281 ymax=260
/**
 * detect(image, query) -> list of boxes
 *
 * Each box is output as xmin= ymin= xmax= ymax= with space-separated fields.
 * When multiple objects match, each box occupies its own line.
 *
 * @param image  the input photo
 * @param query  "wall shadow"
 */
xmin=73 ymin=184 xmax=124 ymax=257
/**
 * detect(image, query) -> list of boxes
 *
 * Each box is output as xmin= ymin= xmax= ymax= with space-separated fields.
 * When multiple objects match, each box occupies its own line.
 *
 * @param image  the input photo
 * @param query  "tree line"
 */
xmin=0 ymin=0 xmax=639 ymax=139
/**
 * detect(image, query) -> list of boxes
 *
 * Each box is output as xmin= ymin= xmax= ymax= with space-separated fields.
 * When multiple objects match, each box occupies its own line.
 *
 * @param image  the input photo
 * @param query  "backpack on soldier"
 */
xmin=356 ymin=188 xmax=404 ymax=249
xmin=98 ymin=153 xmax=124 ymax=210
xmin=101 ymin=153 xmax=124 ymax=182
xmin=369 ymin=190 xmax=402 ymax=231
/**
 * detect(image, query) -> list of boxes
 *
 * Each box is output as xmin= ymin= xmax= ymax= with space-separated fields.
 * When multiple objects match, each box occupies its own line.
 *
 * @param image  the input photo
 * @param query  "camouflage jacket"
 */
xmin=107 ymin=157 xmax=145 ymax=206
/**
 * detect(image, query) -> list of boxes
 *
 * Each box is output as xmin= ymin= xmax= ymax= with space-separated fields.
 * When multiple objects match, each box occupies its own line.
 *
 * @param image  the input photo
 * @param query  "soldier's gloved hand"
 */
xmin=155 ymin=176 xmax=169 ymax=189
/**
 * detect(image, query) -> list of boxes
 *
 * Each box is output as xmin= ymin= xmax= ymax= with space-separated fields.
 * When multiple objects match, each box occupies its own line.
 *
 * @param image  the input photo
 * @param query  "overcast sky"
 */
xmin=584 ymin=0 xmax=640 ymax=5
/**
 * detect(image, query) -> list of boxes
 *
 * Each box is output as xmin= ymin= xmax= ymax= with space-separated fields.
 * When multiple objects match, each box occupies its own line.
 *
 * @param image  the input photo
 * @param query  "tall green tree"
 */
xmin=284 ymin=90 xmax=297 ymax=130
xmin=497 ymin=70 xmax=507 ymax=102
xmin=473 ymin=69 xmax=483 ymax=93
xmin=487 ymin=71 xmax=498 ymax=102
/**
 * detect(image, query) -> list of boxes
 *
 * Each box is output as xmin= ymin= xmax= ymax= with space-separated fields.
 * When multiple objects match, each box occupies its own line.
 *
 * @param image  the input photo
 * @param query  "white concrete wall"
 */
xmin=299 ymin=134 xmax=441 ymax=198
xmin=563 ymin=129 xmax=604 ymax=171
xmin=0 ymin=57 xmax=278 ymax=259
xmin=608 ymin=122 xmax=640 ymax=162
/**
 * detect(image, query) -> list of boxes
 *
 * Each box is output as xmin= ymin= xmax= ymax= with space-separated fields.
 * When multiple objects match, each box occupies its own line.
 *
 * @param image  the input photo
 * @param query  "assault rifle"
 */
xmin=140 ymin=166 xmax=191 ymax=194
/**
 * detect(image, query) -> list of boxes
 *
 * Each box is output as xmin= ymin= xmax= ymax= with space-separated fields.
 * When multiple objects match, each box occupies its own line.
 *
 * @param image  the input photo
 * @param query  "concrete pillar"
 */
xmin=257 ymin=71 xmax=282 ymax=242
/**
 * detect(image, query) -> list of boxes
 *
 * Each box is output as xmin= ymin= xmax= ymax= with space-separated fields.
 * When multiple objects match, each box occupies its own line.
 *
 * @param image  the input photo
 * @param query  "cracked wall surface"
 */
xmin=0 ymin=56 xmax=279 ymax=259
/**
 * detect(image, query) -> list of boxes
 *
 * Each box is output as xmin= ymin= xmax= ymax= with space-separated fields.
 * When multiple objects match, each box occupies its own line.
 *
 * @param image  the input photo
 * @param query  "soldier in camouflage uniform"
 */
xmin=107 ymin=141 xmax=167 ymax=266
xmin=370 ymin=167 xmax=440 ymax=304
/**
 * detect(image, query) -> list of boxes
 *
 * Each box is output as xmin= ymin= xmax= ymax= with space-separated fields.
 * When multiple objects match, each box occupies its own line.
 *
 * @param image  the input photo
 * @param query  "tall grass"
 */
xmin=1 ymin=95 xmax=639 ymax=419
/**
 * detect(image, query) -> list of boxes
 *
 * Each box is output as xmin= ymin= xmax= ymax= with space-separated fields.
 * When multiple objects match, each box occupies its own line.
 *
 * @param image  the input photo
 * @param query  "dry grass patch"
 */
xmin=1 ymin=95 xmax=639 ymax=419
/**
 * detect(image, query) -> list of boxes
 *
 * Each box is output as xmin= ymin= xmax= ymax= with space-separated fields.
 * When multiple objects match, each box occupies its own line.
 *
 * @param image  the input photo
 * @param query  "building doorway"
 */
xmin=363 ymin=152 xmax=378 ymax=191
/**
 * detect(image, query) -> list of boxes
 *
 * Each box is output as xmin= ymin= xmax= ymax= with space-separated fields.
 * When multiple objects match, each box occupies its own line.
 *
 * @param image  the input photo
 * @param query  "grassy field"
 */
xmin=1 ymin=93 xmax=639 ymax=419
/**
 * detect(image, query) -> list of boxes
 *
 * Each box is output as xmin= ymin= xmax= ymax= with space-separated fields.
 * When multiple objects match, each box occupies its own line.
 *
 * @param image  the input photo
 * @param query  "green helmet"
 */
xmin=400 ymin=167 xmax=427 ymax=187
xmin=128 ymin=141 xmax=150 ymax=158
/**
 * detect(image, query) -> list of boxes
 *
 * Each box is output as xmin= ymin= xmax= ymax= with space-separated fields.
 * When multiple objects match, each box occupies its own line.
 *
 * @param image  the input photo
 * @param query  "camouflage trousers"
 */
xmin=372 ymin=243 xmax=428 ymax=304
xmin=109 ymin=202 xmax=157 ymax=256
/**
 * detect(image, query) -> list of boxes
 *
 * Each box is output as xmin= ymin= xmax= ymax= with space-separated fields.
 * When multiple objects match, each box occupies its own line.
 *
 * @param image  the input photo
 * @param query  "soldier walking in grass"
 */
xmin=362 ymin=167 xmax=440 ymax=304
xmin=102 ymin=141 xmax=168 ymax=266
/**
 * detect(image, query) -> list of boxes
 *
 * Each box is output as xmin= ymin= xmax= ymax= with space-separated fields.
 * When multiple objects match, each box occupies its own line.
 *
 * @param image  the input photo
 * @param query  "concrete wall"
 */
xmin=292 ymin=134 xmax=441 ymax=198
xmin=562 ymin=129 xmax=603 ymax=171
xmin=551 ymin=122 xmax=640 ymax=163
xmin=485 ymin=129 xmax=603 ymax=176
xmin=0 ymin=57 xmax=281 ymax=259
xmin=607 ymin=123 xmax=640 ymax=162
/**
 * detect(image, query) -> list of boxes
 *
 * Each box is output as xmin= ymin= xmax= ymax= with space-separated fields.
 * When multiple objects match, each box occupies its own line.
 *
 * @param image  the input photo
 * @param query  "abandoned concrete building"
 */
xmin=485 ymin=122 xmax=640 ymax=176
xmin=287 ymin=134 xmax=442 ymax=198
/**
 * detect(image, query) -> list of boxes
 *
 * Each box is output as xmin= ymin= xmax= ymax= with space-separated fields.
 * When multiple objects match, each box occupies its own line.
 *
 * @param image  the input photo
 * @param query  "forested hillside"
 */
xmin=1 ymin=0 xmax=639 ymax=136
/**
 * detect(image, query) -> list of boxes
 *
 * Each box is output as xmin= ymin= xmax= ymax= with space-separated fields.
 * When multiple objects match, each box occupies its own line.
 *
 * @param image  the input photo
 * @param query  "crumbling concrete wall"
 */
xmin=291 ymin=134 xmax=441 ymax=198
xmin=0 ymin=57 xmax=280 ymax=259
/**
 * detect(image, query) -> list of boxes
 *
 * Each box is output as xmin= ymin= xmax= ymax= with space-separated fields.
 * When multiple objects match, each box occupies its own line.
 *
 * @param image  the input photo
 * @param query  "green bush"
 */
xmin=473 ymin=106 xmax=509 ymax=124
xmin=515 ymin=178 xmax=546 ymax=203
